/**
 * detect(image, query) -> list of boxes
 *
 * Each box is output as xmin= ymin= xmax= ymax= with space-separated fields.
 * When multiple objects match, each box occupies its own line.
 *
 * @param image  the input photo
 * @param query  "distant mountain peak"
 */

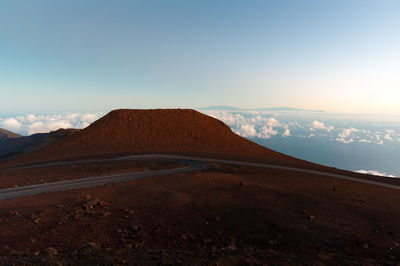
xmin=199 ymin=106 xmax=323 ymax=112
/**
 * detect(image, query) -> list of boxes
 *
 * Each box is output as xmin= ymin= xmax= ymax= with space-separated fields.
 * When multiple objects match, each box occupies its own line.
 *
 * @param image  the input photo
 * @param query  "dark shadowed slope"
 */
xmin=6 ymin=109 xmax=304 ymax=166
xmin=0 ymin=129 xmax=78 ymax=162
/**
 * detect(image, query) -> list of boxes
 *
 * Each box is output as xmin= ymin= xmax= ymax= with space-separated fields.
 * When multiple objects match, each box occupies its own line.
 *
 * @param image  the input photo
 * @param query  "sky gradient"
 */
xmin=1 ymin=0 xmax=399 ymax=114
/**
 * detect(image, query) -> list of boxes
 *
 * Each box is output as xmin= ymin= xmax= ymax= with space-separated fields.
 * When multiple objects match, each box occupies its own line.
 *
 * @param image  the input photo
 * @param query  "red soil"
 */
xmin=1 ymin=163 xmax=399 ymax=264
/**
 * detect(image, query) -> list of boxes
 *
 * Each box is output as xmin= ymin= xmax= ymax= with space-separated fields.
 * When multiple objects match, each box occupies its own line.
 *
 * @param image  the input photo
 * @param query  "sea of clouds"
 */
xmin=203 ymin=110 xmax=400 ymax=146
xmin=0 ymin=113 xmax=103 ymax=136
xmin=202 ymin=110 xmax=400 ymax=177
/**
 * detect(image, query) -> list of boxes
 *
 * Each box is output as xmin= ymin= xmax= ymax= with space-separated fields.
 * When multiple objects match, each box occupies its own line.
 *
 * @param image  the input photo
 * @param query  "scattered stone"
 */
xmin=9 ymin=249 xmax=23 ymax=256
xmin=307 ymin=215 xmax=315 ymax=221
xmin=203 ymin=238 xmax=213 ymax=244
xmin=228 ymin=238 xmax=236 ymax=250
xmin=82 ymin=199 xmax=101 ymax=210
xmin=9 ymin=210 xmax=20 ymax=216
xmin=131 ymin=224 xmax=140 ymax=232
xmin=41 ymin=247 xmax=58 ymax=257
xmin=77 ymin=242 xmax=98 ymax=256
xmin=102 ymin=211 xmax=112 ymax=217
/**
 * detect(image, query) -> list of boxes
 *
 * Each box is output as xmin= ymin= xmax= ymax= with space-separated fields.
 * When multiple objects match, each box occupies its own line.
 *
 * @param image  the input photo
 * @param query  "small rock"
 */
xmin=203 ymin=238 xmax=213 ymax=244
xmin=228 ymin=238 xmax=236 ymax=250
xmin=77 ymin=242 xmax=98 ymax=255
xmin=131 ymin=224 xmax=139 ymax=231
xmin=82 ymin=199 xmax=100 ymax=210
xmin=42 ymin=247 xmax=58 ymax=257
xmin=9 ymin=249 xmax=23 ymax=256
xmin=102 ymin=212 xmax=112 ymax=217
xmin=9 ymin=210 xmax=20 ymax=216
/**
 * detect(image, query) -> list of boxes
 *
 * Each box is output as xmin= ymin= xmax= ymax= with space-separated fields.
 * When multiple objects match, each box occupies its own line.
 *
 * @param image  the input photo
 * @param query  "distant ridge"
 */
xmin=199 ymin=106 xmax=242 ymax=111
xmin=200 ymin=106 xmax=323 ymax=112
xmin=0 ymin=129 xmax=78 ymax=161
xmin=0 ymin=128 xmax=21 ymax=140
xmin=7 ymin=109 xmax=304 ymax=165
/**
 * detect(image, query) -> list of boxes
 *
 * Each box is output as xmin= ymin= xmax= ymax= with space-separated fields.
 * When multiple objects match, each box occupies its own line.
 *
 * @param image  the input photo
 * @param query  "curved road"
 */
xmin=0 ymin=154 xmax=399 ymax=201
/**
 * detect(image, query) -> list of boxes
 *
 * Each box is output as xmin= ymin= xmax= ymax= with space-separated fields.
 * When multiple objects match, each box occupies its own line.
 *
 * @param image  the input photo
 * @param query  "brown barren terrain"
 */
xmin=0 ymin=109 xmax=399 ymax=265
xmin=1 ymin=164 xmax=399 ymax=265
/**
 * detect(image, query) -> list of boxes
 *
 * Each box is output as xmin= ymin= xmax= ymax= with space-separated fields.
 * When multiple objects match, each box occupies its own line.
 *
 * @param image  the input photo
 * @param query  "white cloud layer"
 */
xmin=311 ymin=121 xmax=334 ymax=132
xmin=2 ymin=118 xmax=22 ymax=131
xmin=355 ymin=169 xmax=396 ymax=178
xmin=336 ymin=127 xmax=359 ymax=144
xmin=0 ymin=113 xmax=103 ymax=135
xmin=202 ymin=110 xmax=399 ymax=146
xmin=204 ymin=111 xmax=288 ymax=139
xmin=282 ymin=128 xmax=291 ymax=137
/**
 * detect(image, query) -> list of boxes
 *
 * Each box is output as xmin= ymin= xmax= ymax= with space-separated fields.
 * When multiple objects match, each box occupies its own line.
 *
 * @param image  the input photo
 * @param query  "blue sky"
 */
xmin=0 ymin=0 xmax=399 ymax=114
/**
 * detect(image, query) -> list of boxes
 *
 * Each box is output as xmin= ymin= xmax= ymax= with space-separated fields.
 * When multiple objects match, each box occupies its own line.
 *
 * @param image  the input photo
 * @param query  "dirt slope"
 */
xmin=7 ymin=109 xmax=301 ymax=165
xmin=0 ymin=128 xmax=21 ymax=140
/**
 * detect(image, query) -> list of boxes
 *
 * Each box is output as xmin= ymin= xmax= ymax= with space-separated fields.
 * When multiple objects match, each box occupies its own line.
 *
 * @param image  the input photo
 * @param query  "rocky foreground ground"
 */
xmin=1 ymin=162 xmax=399 ymax=265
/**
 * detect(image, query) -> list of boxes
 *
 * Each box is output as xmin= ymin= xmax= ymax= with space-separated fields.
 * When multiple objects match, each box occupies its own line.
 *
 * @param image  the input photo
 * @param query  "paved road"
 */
xmin=141 ymin=155 xmax=400 ymax=190
xmin=0 ymin=157 xmax=205 ymax=200
xmin=0 ymin=154 xmax=399 ymax=201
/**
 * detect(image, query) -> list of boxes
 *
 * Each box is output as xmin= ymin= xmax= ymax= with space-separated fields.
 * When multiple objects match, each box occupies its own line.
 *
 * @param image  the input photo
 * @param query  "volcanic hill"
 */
xmin=8 ymin=109 xmax=302 ymax=165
